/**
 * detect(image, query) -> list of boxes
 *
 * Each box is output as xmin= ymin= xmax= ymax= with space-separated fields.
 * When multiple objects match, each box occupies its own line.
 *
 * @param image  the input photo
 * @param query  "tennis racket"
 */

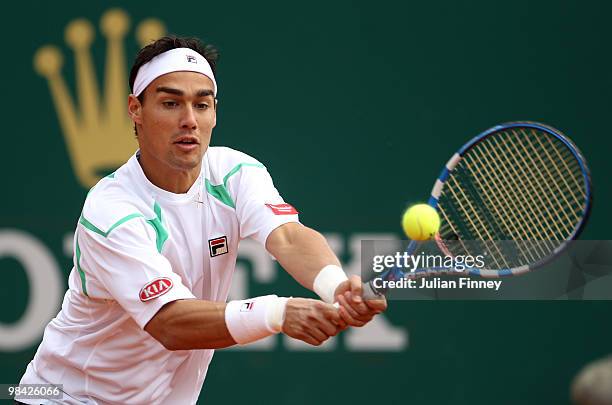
xmin=363 ymin=121 xmax=593 ymax=299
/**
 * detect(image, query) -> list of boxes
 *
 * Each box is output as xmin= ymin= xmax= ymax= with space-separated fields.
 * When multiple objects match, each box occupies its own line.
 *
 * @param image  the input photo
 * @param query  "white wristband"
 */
xmin=313 ymin=264 xmax=349 ymax=303
xmin=225 ymin=295 xmax=289 ymax=345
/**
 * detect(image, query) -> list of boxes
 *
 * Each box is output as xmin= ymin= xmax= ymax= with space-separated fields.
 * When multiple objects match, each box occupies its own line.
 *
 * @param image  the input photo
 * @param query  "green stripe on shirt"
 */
xmin=205 ymin=162 xmax=265 ymax=208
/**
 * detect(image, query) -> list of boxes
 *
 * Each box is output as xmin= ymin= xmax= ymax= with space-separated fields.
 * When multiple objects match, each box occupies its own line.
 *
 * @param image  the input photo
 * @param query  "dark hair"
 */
xmin=129 ymin=36 xmax=219 ymax=102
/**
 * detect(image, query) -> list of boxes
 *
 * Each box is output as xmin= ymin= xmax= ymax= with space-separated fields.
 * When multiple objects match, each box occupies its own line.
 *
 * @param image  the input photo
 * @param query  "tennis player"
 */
xmin=17 ymin=36 xmax=386 ymax=404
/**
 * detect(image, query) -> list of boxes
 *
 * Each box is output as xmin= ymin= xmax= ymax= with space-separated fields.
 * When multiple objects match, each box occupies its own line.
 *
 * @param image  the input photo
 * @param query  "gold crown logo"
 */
xmin=33 ymin=9 xmax=166 ymax=188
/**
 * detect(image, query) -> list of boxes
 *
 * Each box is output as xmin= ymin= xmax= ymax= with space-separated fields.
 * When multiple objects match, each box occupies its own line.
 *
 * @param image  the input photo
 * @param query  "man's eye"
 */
xmin=162 ymin=101 xmax=178 ymax=107
xmin=196 ymin=103 xmax=209 ymax=110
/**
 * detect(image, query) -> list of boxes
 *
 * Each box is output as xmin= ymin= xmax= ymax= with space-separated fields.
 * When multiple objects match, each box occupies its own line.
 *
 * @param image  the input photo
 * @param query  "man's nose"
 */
xmin=180 ymin=105 xmax=197 ymax=130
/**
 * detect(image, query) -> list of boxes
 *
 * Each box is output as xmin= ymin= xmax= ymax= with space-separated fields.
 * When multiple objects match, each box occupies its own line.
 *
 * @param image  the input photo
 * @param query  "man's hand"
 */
xmin=334 ymin=275 xmax=387 ymax=327
xmin=282 ymin=298 xmax=344 ymax=346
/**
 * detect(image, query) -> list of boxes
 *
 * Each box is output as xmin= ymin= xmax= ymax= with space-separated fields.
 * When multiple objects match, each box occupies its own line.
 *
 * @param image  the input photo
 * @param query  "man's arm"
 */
xmin=145 ymin=300 xmax=232 ymax=350
xmin=266 ymin=222 xmax=387 ymax=326
xmin=265 ymin=222 xmax=341 ymax=292
xmin=144 ymin=297 xmax=343 ymax=350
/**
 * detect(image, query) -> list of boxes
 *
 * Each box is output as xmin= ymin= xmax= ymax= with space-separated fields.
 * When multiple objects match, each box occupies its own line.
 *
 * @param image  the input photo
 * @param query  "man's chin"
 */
xmin=169 ymin=153 xmax=203 ymax=171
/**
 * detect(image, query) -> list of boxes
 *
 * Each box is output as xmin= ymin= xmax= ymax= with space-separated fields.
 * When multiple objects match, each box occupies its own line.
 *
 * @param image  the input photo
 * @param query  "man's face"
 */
xmin=129 ymin=71 xmax=216 ymax=174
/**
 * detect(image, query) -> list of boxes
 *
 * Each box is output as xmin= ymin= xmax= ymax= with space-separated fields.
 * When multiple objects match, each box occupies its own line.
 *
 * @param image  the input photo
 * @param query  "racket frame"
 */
xmin=365 ymin=122 xmax=593 ymax=297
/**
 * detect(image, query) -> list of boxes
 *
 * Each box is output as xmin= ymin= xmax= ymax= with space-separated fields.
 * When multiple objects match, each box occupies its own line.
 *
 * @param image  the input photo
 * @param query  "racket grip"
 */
xmin=362 ymin=280 xmax=385 ymax=300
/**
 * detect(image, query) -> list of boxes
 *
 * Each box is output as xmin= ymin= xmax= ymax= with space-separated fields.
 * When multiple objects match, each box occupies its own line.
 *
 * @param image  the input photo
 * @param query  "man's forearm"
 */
xmin=145 ymin=299 xmax=236 ymax=350
xmin=144 ymin=296 xmax=342 ymax=350
xmin=266 ymin=223 xmax=343 ymax=293
xmin=266 ymin=223 xmax=387 ymax=327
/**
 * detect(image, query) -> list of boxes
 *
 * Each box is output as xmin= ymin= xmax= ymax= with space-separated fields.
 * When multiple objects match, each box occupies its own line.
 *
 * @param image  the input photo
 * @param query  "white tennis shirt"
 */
xmin=19 ymin=147 xmax=299 ymax=404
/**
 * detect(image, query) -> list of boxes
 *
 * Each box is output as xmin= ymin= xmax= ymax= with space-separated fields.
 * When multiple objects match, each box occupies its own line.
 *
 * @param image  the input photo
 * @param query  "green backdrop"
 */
xmin=1 ymin=1 xmax=611 ymax=404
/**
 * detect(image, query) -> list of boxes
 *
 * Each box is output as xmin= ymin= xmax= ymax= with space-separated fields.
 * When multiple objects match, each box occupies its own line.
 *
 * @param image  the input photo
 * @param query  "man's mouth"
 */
xmin=174 ymin=136 xmax=200 ymax=145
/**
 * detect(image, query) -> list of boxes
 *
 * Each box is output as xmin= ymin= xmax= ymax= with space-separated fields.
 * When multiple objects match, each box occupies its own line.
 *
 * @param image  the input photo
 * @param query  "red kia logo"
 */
xmin=139 ymin=277 xmax=173 ymax=302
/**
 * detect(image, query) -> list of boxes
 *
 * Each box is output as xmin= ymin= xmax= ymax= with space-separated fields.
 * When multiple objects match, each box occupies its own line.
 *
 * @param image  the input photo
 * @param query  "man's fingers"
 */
xmin=317 ymin=318 xmax=340 ymax=337
xmin=338 ymin=305 xmax=366 ymax=327
xmin=365 ymin=297 xmax=387 ymax=313
xmin=337 ymin=302 xmax=355 ymax=325
xmin=282 ymin=297 xmax=350 ymax=345
xmin=329 ymin=310 xmax=348 ymax=330
xmin=338 ymin=294 xmax=361 ymax=318
xmin=337 ymin=294 xmax=366 ymax=327
xmin=335 ymin=317 xmax=348 ymax=330
xmin=349 ymin=275 xmax=363 ymax=303
xmin=333 ymin=279 xmax=351 ymax=301
xmin=322 ymin=302 xmax=342 ymax=324
xmin=336 ymin=295 xmax=355 ymax=323
xmin=343 ymin=291 xmax=374 ymax=317
xmin=300 ymin=332 xmax=322 ymax=346
xmin=308 ymin=327 xmax=329 ymax=343
xmin=310 ymin=302 xmax=341 ymax=337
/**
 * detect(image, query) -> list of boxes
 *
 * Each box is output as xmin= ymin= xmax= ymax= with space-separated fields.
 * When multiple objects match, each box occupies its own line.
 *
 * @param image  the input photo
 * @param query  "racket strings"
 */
xmin=523 ymin=129 xmax=583 ymax=199
xmin=455 ymin=147 xmax=552 ymax=264
xmin=517 ymin=129 xmax=585 ymax=225
xmin=437 ymin=127 xmax=587 ymax=269
xmin=485 ymin=134 xmax=565 ymax=260
xmin=507 ymin=130 xmax=577 ymax=234
xmin=529 ymin=129 xmax=586 ymax=209
xmin=458 ymin=152 xmax=542 ymax=263
xmin=468 ymin=142 xmax=555 ymax=257
xmin=490 ymin=134 xmax=572 ymax=240
xmin=444 ymin=175 xmax=510 ymax=268
xmin=482 ymin=128 xmax=585 ymax=232
xmin=435 ymin=209 xmax=485 ymax=268
xmin=522 ymin=132 xmax=573 ymax=216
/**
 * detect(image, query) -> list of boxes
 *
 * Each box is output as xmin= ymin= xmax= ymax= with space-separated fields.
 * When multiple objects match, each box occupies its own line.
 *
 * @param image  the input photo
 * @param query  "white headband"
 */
xmin=133 ymin=47 xmax=217 ymax=97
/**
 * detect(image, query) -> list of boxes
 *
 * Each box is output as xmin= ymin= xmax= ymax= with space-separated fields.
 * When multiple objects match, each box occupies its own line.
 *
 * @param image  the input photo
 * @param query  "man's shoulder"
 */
xmin=206 ymin=146 xmax=263 ymax=169
xmin=80 ymin=174 xmax=149 ymax=237
xmin=205 ymin=146 xmax=266 ymax=181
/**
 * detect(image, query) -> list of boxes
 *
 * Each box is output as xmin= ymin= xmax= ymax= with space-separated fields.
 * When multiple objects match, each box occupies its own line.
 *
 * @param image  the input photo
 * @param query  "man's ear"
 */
xmin=128 ymin=94 xmax=143 ymax=125
xmin=212 ymin=99 xmax=218 ymax=128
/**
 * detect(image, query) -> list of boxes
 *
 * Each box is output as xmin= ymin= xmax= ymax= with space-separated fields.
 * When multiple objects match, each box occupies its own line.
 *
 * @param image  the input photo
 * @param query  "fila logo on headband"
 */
xmin=133 ymin=48 xmax=217 ymax=97
xmin=209 ymin=236 xmax=228 ymax=257
xmin=265 ymin=203 xmax=298 ymax=215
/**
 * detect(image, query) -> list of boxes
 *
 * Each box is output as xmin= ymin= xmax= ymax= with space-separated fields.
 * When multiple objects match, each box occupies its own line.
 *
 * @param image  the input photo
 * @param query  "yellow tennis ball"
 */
xmin=401 ymin=204 xmax=440 ymax=241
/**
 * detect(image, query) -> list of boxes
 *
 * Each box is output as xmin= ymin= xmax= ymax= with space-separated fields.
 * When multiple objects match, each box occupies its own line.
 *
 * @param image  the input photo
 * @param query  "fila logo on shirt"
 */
xmin=265 ymin=203 xmax=298 ymax=215
xmin=209 ymin=236 xmax=228 ymax=257
xmin=139 ymin=277 xmax=173 ymax=302
xmin=240 ymin=301 xmax=254 ymax=312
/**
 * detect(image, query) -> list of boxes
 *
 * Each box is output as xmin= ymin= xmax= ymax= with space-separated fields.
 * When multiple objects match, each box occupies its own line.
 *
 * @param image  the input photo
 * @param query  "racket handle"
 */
xmin=362 ymin=280 xmax=385 ymax=300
